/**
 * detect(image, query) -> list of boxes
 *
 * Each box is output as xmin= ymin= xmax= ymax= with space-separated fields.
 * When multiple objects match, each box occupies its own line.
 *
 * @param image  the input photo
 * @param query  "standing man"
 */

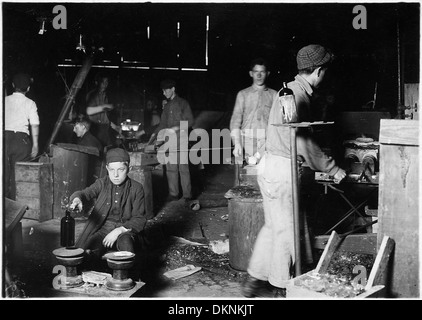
xmin=241 ymin=44 xmax=346 ymax=298
xmin=86 ymin=73 xmax=120 ymax=148
xmin=4 ymin=73 xmax=40 ymax=200
xmin=229 ymin=58 xmax=276 ymax=183
xmin=148 ymin=79 xmax=194 ymax=203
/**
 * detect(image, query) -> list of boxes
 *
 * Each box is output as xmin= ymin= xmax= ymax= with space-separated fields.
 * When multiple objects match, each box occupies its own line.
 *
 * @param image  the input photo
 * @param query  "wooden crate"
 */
xmin=15 ymin=161 xmax=53 ymax=222
xmin=378 ymin=119 xmax=419 ymax=297
xmin=286 ymin=231 xmax=394 ymax=299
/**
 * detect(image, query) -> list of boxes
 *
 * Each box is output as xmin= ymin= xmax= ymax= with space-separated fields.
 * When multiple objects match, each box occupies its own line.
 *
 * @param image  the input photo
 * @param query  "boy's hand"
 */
xmin=70 ymin=197 xmax=83 ymax=212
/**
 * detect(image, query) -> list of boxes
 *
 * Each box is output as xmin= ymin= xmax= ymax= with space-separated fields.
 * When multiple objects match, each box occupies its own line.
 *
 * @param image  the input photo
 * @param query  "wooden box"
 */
xmin=15 ymin=161 xmax=54 ymax=222
xmin=378 ymin=119 xmax=419 ymax=297
xmin=286 ymin=231 xmax=394 ymax=299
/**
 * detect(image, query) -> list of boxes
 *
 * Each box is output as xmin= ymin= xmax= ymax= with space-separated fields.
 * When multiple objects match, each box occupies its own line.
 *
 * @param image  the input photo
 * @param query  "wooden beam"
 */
xmin=315 ymin=231 xmax=342 ymax=274
xmin=313 ymin=233 xmax=377 ymax=255
xmin=379 ymin=119 xmax=419 ymax=146
xmin=366 ymin=235 xmax=395 ymax=291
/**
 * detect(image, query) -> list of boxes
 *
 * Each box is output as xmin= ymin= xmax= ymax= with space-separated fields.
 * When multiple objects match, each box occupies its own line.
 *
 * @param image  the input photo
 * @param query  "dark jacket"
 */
xmin=77 ymin=131 xmax=104 ymax=156
xmin=70 ymin=176 xmax=146 ymax=248
xmin=154 ymin=95 xmax=194 ymax=135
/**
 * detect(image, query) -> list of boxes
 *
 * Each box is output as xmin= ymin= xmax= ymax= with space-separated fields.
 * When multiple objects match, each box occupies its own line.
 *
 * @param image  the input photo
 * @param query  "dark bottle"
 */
xmin=60 ymin=209 xmax=75 ymax=248
xmin=278 ymin=82 xmax=298 ymax=123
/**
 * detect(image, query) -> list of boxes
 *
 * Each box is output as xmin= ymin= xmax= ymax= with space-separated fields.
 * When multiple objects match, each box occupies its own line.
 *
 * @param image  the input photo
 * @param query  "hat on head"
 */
xmin=296 ymin=44 xmax=333 ymax=71
xmin=13 ymin=73 xmax=32 ymax=91
xmin=106 ymin=148 xmax=130 ymax=164
xmin=160 ymin=79 xmax=176 ymax=90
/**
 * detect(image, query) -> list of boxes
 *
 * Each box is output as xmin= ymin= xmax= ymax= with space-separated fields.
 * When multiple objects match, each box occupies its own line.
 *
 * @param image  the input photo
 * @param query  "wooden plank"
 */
xmin=39 ymin=163 xmax=54 ymax=221
xmin=52 ymin=281 xmax=144 ymax=298
xmin=16 ymin=182 xmax=40 ymax=198
xmin=228 ymin=199 xmax=265 ymax=271
xmin=366 ymin=236 xmax=395 ymax=290
xmin=7 ymin=222 xmax=24 ymax=260
xmin=313 ymin=233 xmax=377 ymax=255
xmin=56 ymin=143 xmax=99 ymax=157
xmin=379 ymin=119 xmax=419 ymax=146
xmin=5 ymin=198 xmax=28 ymax=233
xmin=15 ymin=162 xmax=43 ymax=182
xmin=355 ymin=285 xmax=385 ymax=299
xmin=16 ymin=196 xmax=40 ymax=211
xmin=378 ymin=129 xmax=419 ymax=297
xmin=315 ymin=231 xmax=342 ymax=274
xmin=23 ymin=209 xmax=43 ymax=221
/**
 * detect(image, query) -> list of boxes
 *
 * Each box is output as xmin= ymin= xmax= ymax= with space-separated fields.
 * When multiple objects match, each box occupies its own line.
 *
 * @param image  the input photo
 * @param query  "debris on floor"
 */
xmin=209 ymin=239 xmax=229 ymax=254
xmin=163 ymin=265 xmax=202 ymax=280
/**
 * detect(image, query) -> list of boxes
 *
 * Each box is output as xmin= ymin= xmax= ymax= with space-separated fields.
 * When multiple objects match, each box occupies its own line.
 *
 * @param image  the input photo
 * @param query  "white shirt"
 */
xmin=5 ymin=92 xmax=40 ymax=135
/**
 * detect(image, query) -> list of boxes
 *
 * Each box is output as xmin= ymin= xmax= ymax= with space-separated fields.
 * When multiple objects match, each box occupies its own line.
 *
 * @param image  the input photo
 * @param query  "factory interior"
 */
xmin=2 ymin=1 xmax=420 ymax=302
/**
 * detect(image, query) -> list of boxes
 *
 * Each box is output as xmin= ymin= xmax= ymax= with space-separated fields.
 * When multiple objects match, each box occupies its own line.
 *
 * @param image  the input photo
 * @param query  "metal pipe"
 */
xmin=290 ymin=126 xmax=301 ymax=276
xmin=45 ymin=56 xmax=94 ymax=153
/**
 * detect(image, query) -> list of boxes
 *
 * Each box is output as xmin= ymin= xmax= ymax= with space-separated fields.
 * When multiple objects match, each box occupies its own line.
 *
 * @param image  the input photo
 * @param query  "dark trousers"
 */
xmin=5 ymin=131 xmax=32 ymax=200
xmin=84 ymin=221 xmax=138 ymax=258
xmin=166 ymin=162 xmax=192 ymax=199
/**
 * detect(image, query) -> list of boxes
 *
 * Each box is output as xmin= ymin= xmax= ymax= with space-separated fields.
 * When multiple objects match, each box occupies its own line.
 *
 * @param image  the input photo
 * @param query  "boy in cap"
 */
xmin=148 ymin=79 xmax=195 ymax=203
xmin=241 ymin=44 xmax=346 ymax=298
xmin=69 ymin=148 xmax=147 ymax=262
xmin=4 ymin=73 xmax=40 ymax=199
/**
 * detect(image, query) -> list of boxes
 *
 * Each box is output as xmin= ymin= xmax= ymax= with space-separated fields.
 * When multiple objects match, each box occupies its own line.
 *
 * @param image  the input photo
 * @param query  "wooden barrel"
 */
xmin=128 ymin=166 xmax=154 ymax=220
xmin=227 ymin=186 xmax=264 ymax=271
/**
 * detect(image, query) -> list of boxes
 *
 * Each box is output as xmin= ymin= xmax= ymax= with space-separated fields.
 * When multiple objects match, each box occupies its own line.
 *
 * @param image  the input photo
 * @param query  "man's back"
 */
xmin=5 ymin=92 xmax=39 ymax=134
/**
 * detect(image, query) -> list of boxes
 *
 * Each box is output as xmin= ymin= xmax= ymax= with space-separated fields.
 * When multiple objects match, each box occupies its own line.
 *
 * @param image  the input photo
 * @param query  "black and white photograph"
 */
xmin=1 ymin=0 xmax=420 ymax=304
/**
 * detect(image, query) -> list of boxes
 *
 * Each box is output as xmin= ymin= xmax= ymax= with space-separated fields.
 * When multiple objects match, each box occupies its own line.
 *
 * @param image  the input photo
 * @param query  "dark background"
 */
xmin=2 ymin=2 xmax=420 ymax=152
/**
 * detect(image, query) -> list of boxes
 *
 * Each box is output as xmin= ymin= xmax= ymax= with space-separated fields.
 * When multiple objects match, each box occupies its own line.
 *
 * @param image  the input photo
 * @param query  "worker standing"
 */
xmin=229 ymin=58 xmax=276 ymax=184
xmin=148 ymin=79 xmax=195 ymax=204
xmin=4 ymin=73 xmax=40 ymax=200
xmin=241 ymin=45 xmax=346 ymax=298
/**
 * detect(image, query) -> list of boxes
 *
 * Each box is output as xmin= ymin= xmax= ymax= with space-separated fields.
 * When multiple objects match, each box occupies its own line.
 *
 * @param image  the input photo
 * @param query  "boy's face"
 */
xmin=106 ymin=162 xmax=128 ymax=185
xmin=73 ymin=123 xmax=86 ymax=138
xmin=162 ymin=87 xmax=175 ymax=100
xmin=249 ymin=64 xmax=268 ymax=87
xmin=99 ymin=78 xmax=109 ymax=91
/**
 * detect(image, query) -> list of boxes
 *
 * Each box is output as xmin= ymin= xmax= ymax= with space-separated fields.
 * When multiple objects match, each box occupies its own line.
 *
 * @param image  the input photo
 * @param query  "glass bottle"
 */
xmin=60 ymin=209 xmax=75 ymax=248
xmin=278 ymin=82 xmax=298 ymax=123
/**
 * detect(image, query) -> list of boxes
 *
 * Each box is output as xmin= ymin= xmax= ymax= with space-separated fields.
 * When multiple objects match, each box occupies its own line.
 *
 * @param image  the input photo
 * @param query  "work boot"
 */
xmin=241 ymin=275 xmax=272 ymax=298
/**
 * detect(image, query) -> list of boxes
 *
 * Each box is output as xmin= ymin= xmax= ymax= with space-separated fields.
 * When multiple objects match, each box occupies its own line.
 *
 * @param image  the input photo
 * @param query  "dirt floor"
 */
xmin=4 ymin=162 xmax=371 ymax=299
xmin=4 ymin=163 xmax=252 ymax=299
